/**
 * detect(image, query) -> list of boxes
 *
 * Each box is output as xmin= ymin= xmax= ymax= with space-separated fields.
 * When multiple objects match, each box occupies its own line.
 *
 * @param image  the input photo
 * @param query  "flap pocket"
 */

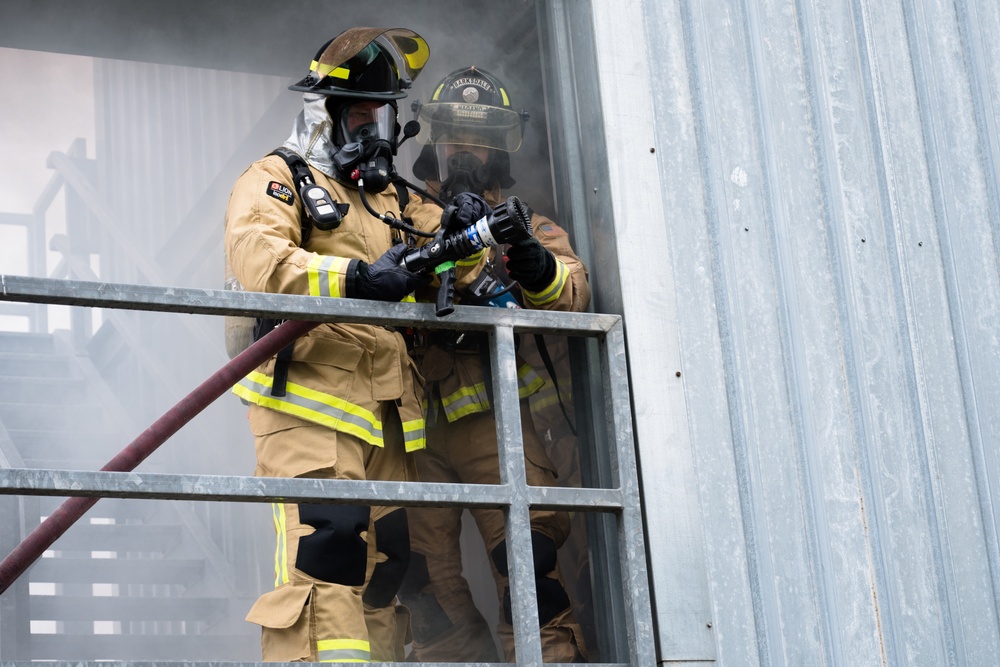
xmin=295 ymin=332 xmax=364 ymax=370
xmin=420 ymin=345 xmax=455 ymax=383
xmin=245 ymin=582 xmax=313 ymax=629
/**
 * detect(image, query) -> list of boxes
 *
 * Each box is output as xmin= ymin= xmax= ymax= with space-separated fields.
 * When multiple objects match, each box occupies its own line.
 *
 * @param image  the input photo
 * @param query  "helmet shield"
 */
xmin=289 ymin=27 xmax=429 ymax=100
xmin=416 ymin=102 xmax=523 ymax=151
xmin=415 ymin=67 xmax=524 ymax=151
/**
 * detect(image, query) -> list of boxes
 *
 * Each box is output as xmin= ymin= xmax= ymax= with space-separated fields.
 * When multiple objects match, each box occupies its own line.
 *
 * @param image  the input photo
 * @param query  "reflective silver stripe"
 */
xmin=317 ymin=648 xmax=369 ymax=662
xmin=316 ymin=638 xmax=370 ymax=663
xmin=234 ymin=371 xmax=384 ymax=446
xmin=517 ymin=363 xmax=545 ymax=394
xmin=440 ymin=363 xmax=544 ymax=421
xmin=442 ymin=387 xmax=488 ymax=421
xmin=307 ymin=255 xmax=350 ymax=298
xmin=524 ymin=258 xmax=569 ymax=305
xmin=401 ymin=419 xmax=426 ymax=452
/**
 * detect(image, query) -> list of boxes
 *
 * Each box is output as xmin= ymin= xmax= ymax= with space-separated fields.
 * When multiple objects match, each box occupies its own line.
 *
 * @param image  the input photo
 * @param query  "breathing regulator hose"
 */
xmin=0 ymin=319 xmax=320 ymax=595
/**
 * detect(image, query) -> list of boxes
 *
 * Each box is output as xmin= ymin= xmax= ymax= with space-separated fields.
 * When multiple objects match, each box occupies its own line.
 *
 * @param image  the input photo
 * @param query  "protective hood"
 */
xmin=282 ymin=93 xmax=339 ymax=177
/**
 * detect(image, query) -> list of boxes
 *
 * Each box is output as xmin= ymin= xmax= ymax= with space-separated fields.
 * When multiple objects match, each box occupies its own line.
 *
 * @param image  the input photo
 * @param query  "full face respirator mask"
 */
xmin=331 ymin=100 xmax=398 ymax=193
xmin=436 ymin=148 xmax=496 ymax=200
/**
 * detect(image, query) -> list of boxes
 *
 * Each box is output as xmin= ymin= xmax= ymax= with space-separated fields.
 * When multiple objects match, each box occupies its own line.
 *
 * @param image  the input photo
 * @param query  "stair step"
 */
xmin=16 ymin=456 xmax=121 ymax=471
xmin=6 ymin=428 xmax=124 ymax=460
xmin=37 ymin=496 xmax=159 ymax=521
xmin=0 ymin=403 xmax=103 ymax=430
xmin=0 ymin=332 xmax=56 ymax=354
xmin=29 ymin=594 xmax=228 ymax=622
xmin=48 ymin=523 xmax=182 ymax=555
xmin=0 ymin=375 xmax=87 ymax=403
xmin=29 ymin=632 xmax=259 ymax=661
xmin=30 ymin=556 xmax=205 ymax=586
xmin=0 ymin=352 xmax=73 ymax=378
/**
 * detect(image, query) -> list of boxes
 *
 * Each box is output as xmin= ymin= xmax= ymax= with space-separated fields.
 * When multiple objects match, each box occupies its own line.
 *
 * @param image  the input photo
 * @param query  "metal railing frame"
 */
xmin=0 ymin=274 xmax=655 ymax=666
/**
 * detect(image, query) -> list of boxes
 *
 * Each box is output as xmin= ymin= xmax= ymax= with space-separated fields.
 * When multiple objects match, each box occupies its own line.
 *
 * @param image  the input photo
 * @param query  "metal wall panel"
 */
xmin=584 ymin=0 xmax=1000 ymax=663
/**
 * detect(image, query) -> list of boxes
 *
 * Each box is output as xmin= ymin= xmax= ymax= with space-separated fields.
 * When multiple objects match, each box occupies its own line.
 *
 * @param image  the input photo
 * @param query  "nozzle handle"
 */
xmin=435 ymin=265 xmax=457 ymax=317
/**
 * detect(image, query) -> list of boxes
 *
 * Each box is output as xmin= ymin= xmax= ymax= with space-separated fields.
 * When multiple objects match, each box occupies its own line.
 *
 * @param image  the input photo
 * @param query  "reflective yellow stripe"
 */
xmin=273 ymin=503 xmax=289 ymax=586
xmin=523 ymin=259 xmax=568 ymax=306
xmin=316 ymin=638 xmax=370 ymax=662
xmin=234 ymin=371 xmax=385 ymax=446
xmin=440 ymin=363 xmax=544 ymax=421
xmin=313 ymin=61 xmax=350 ymax=81
xmin=401 ymin=418 xmax=426 ymax=452
xmin=500 ymin=87 xmax=510 ymax=107
xmin=517 ymin=364 xmax=545 ymax=395
xmin=307 ymin=255 xmax=351 ymax=298
xmin=442 ymin=384 xmax=490 ymax=421
xmin=456 ymin=249 xmax=486 ymax=267
xmin=529 ymin=380 xmax=573 ymax=414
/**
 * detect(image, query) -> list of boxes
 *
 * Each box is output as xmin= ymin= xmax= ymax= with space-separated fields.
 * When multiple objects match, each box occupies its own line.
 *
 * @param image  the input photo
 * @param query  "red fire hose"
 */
xmin=0 ymin=319 xmax=319 ymax=595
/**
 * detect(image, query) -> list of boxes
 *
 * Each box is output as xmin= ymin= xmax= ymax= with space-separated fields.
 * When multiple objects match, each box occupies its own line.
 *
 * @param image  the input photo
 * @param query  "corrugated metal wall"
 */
xmin=581 ymin=0 xmax=1000 ymax=663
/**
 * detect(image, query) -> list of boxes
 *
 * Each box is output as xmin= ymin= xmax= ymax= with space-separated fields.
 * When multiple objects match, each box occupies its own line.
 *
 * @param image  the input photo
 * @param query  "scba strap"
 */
xmin=259 ymin=148 xmax=342 ymax=396
xmin=269 ymin=147 xmax=350 ymax=243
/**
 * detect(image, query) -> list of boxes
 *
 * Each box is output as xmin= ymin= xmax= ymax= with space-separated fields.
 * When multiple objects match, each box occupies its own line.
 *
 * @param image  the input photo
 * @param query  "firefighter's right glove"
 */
xmin=450 ymin=192 xmax=491 ymax=229
xmin=506 ymin=237 xmax=557 ymax=292
xmin=351 ymin=243 xmax=430 ymax=302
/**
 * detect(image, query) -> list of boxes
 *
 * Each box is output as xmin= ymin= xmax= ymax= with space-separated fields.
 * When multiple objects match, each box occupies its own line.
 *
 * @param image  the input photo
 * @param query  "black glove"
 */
xmin=505 ymin=237 xmax=557 ymax=292
xmin=351 ymin=243 xmax=430 ymax=302
xmin=449 ymin=192 xmax=491 ymax=229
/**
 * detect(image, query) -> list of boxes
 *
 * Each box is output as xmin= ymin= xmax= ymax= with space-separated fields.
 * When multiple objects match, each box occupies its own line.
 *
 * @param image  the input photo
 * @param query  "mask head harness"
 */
xmin=411 ymin=66 xmax=529 ymax=200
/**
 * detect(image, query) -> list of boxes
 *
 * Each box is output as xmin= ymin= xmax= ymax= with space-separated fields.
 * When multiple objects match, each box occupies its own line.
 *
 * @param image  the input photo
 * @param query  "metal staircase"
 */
xmin=0 ymin=330 xmax=259 ymax=661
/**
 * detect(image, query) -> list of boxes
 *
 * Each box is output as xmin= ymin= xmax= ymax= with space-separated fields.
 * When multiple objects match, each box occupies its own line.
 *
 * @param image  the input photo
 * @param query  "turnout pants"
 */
xmin=404 ymin=401 xmax=587 ymax=663
xmin=244 ymin=404 xmax=415 ymax=662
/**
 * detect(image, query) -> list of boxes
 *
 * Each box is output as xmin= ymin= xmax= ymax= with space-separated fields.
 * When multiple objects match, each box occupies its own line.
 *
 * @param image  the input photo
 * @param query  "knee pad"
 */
xmin=363 ymin=509 xmax=411 ymax=608
xmin=491 ymin=532 xmax=571 ymax=626
xmin=395 ymin=552 xmax=454 ymax=643
xmin=398 ymin=549 xmax=429 ymax=596
xmin=295 ymin=503 xmax=370 ymax=586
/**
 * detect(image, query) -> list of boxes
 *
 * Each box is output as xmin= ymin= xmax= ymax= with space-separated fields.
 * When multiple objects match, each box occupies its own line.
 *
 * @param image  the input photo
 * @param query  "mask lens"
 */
xmin=339 ymin=102 xmax=395 ymax=144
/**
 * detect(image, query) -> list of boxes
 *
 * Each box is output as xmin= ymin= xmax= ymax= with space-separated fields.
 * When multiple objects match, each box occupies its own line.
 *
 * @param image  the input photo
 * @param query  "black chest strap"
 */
xmin=259 ymin=148 xmax=320 ymax=396
xmin=269 ymin=147 xmax=317 ymax=244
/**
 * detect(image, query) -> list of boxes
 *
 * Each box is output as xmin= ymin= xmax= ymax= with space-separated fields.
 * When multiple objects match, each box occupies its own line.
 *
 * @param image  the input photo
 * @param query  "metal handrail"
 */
xmin=0 ymin=275 xmax=654 ymax=666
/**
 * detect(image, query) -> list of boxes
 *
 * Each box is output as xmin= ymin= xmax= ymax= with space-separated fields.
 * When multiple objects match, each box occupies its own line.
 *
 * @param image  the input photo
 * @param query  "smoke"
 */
xmin=0 ymin=0 xmax=595 ymax=661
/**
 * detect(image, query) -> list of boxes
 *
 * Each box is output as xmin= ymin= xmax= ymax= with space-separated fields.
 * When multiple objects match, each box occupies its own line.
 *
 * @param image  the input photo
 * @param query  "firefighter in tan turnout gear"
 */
xmin=397 ymin=66 xmax=591 ymax=662
xmin=225 ymin=29 xmax=486 ymax=662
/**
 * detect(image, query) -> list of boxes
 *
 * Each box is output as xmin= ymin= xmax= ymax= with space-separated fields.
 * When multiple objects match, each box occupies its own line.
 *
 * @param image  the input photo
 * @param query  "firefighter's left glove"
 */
xmin=351 ymin=243 xmax=431 ymax=302
xmin=450 ymin=192 xmax=491 ymax=229
xmin=506 ymin=237 xmax=557 ymax=292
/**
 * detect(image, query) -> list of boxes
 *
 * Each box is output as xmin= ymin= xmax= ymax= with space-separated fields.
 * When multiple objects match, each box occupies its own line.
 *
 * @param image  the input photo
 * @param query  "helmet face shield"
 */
xmin=375 ymin=29 xmax=430 ymax=85
xmin=416 ymin=103 xmax=523 ymax=152
xmin=410 ymin=66 xmax=524 ymax=194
